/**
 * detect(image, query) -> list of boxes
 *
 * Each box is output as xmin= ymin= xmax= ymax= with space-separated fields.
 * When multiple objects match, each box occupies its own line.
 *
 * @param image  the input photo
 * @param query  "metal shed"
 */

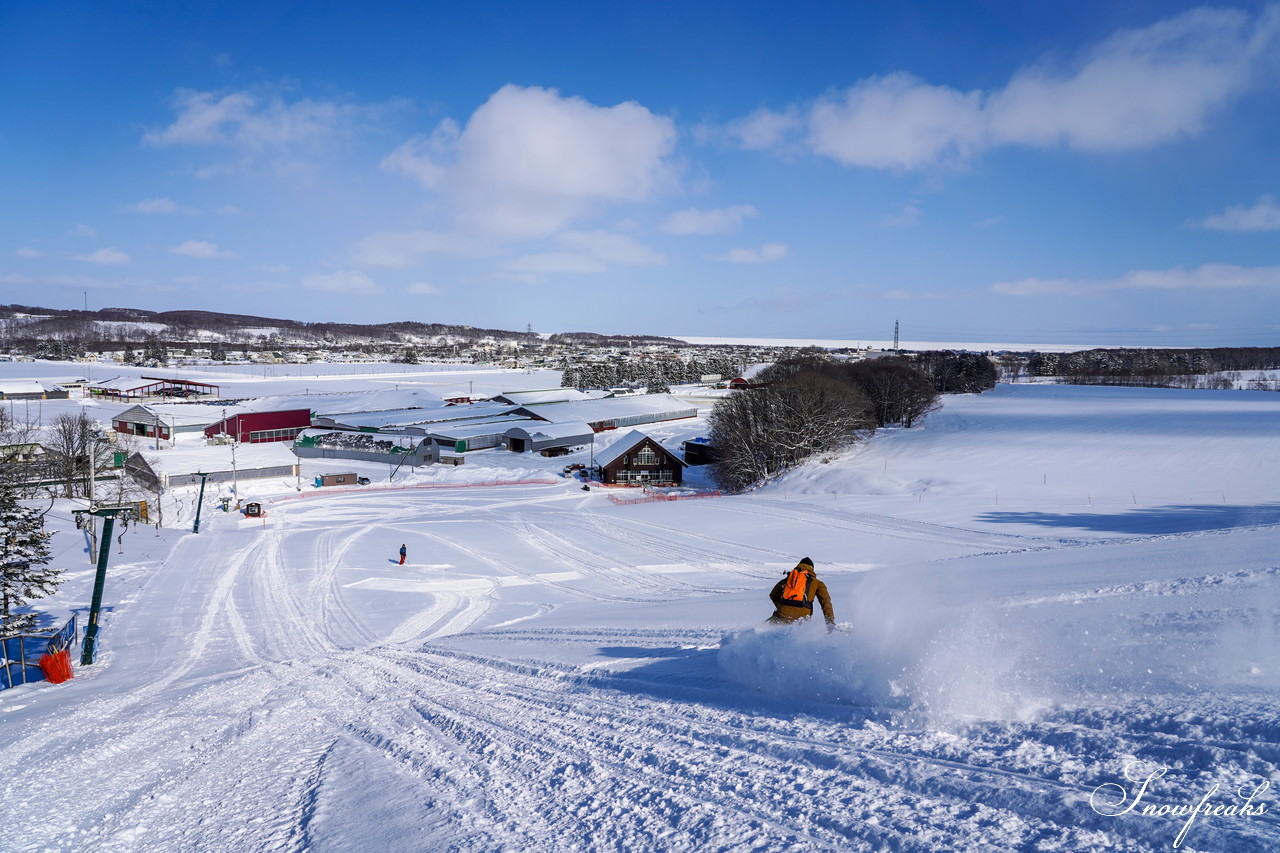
xmin=503 ymin=422 xmax=595 ymax=453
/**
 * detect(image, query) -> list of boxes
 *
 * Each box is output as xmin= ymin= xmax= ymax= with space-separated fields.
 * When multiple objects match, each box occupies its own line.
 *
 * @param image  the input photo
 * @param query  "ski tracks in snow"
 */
xmin=5 ymin=486 xmax=1279 ymax=851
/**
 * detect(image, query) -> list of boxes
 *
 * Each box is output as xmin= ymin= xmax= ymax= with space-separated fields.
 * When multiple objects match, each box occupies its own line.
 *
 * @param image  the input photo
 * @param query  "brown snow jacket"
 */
xmin=768 ymin=560 xmax=835 ymax=626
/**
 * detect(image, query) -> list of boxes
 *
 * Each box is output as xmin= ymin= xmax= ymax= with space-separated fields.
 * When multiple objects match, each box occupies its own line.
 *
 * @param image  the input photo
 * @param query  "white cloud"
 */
xmin=556 ymin=230 xmax=665 ymax=265
xmin=809 ymin=73 xmax=985 ymax=170
xmin=739 ymin=5 xmax=1279 ymax=170
xmin=144 ymin=88 xmax=383 ymax=149
xmin=992 ymin=262 xmax=1280 ymax=295
xmin=405 ymin=282 xmax=441 ymax=295
xmin=714 ymin=242 xmax=790 ymax=264
xmin=350 ymin=230 xmax=496 ymax=269
xmin=75 ymin=247 xmax=130 ymax=265
xmin=882 ymin=202 xmax=922 ymax=228
xmin=217 ymin=204 xmax=246 ymax=216
xmin=302 ymin=270 xmax=382 ymax=295
xmin=727 ymin=108 xmax=801 ymax=151
xmin=255 ymin=263 xmax=290 ymax=274
xmin=501 ymin=252 xmax=609 ymax=276
xmin=659 ymin=205 xmax=758 ymax=235
xmin=67 ymin=224 xmax=97 ymax=238
xmin=1194 ymin=195 xmax=1280 ymax=231
xmin=127 ymin=197 xmax=196 ymax=215
xmin=987 ymin=7 xmax=1274 ymax=151
xmin=1 ymin=272 xmax=142 ymax=290
xmin=380 ymin=120 xmax=459 ymax=189
xmin=498 ymin=230 xmax=664 ymax=281
xmin=15 ymin=247 xmax=42 ymax=258
xmin=170 ymin=240 xmax=239 ymax=259
xmin=385 ymin=85 xmax=677 ymax=240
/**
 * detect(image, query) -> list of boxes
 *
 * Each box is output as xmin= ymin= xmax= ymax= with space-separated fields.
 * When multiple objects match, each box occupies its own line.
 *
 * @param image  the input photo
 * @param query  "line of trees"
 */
xmin=1026 ymin=347 xmax=1280 ymax=387
xmin=708 ymin=353 xmax=945 ymax=492
xmin=913 ymin=351 xmax=999 ymax=394
xmin=561 ymin=354 xmax=745 ymax=392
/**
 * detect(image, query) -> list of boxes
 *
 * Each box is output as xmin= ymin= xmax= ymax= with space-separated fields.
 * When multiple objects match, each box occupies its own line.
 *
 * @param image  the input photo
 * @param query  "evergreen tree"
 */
xmin=0 ymin=484 xmax=58 ymax=637
xmin=644 ymin=364 xmax=670 ymax=394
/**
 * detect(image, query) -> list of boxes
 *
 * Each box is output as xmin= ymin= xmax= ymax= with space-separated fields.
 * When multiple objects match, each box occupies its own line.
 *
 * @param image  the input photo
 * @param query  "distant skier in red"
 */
xmin=399 ymin=544 xmax=407 ymax=565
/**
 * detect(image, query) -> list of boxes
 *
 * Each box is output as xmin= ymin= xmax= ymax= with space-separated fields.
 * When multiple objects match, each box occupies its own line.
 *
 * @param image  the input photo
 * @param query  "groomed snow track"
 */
xmin=3 ymin=483 xmax=1278 ymax=852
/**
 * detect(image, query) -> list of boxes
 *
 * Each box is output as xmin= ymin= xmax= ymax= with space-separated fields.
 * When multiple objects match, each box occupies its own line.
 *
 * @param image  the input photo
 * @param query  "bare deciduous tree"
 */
xmin=709 ymin=372 xmax=873 ymax=492
xmin=0 ymin=407 xmax=43 ymax=496
xmin=844 ymin=359 xmax=942 ymax=428
xmin=44 ymin=412 xmax=111 ymax=499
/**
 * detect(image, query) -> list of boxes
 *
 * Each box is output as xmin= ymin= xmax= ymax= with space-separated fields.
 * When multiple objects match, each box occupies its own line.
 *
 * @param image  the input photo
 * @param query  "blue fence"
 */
xmin=1 ymin=615 xmax=78 ymax=690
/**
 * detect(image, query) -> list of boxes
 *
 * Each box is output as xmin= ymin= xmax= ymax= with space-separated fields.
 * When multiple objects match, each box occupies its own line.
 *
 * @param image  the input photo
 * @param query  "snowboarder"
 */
xmin=767 ymin=557 xmax=836 ymax=630
xmin=398 ymin=544 xmax=407 ymax=565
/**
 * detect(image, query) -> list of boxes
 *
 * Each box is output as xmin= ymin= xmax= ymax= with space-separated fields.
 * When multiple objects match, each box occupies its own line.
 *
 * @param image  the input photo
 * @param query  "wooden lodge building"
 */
xmin=593 ymin=429 xmax=686 ymax=486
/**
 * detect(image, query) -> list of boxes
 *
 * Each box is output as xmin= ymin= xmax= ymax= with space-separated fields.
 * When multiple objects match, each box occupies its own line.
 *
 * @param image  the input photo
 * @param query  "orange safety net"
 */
xmin=39 ymin=649 xmax=74 ymax=684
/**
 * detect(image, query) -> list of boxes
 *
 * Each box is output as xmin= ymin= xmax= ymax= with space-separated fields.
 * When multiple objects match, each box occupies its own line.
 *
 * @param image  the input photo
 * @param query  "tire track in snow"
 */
xmin=337 ymin=644 xmax=1099 ymax=852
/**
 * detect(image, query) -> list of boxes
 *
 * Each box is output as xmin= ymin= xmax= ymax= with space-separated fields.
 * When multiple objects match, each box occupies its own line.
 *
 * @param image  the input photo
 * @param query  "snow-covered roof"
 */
xmin=314 ymin=401 xmax=516 ymax=431
xmin=592 ymin=429 xmax=684 ymax=468
xmin=135 ymin=440 xmax=296 ymax=476
xmin=113 ymin=404 xmax=220 ymax=429
xmin=518 ymin=394 xmax=696 ymax=426
xmin=503 ymin=422 xmax=595 ymax=442
xmin=302 ymin=388 xmax=448 ymax=417
xmin=429 ymin=417 xmax=534 ymax=439
xmin=89 ymin=376 xmax=149 ymax=391
xmin=0 ymin=379 xmax=54 ymax=395
xmin=490 ymin=388 xmax=594 ymax=406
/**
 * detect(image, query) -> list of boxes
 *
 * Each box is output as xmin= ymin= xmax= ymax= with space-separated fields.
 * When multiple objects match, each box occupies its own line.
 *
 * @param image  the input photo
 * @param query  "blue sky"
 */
xmin=3 ymin=1 xmax=1279 ymax=346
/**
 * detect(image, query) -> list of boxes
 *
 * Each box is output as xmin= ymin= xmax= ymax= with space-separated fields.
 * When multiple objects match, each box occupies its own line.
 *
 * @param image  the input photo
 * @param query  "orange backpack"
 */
xmin=780 ymin=567 xmax=814 ymax=609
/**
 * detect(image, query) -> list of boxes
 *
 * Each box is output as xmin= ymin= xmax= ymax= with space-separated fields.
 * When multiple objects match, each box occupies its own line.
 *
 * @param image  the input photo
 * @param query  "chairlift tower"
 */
xmin=79 ymin=504 xmax=135 ymax=665
xmin=893 ymin=321 xmax=900 ymax=353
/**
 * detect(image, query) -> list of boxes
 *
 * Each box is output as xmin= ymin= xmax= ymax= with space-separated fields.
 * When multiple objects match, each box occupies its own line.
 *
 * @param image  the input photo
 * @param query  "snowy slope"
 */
xmin=2 ymin=383 xmax=1278 ymax=852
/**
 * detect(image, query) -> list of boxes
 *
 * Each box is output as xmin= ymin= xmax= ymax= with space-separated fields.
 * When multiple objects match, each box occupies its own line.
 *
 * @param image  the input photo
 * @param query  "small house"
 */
xmin=315 ymin=473 xmax=359 ymax=487
xmin=681 ymin=437 xmax=720 ymax=466
xmin=593 ymin=429 xmax=686 ymax=486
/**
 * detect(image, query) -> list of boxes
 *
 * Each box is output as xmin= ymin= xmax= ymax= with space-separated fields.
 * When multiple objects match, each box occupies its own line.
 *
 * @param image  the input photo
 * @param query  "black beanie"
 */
xmin=798 ymin=557 xmax=814 ymax=567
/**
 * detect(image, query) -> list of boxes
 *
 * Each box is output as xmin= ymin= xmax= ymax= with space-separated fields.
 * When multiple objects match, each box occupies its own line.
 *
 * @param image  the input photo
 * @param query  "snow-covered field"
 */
xmin=3 ymin=371 xmax=1279 ymax=852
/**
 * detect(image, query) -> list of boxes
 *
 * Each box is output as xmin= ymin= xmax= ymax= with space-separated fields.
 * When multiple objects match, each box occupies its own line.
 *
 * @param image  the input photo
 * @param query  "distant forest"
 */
xmin=0 ymin=305 xmax=684 ymax=354
xmin=1024 ymin=347 xmax=1280 ymax=387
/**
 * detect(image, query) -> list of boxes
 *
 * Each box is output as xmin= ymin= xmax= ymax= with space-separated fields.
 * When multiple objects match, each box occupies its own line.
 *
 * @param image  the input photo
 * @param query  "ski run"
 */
xmin=2 ymin=372 xmax=1279 ymax=852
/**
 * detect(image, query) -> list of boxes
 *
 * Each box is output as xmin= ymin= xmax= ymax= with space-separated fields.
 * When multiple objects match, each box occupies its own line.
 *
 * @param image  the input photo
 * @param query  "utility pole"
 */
xmin=86 ymin=442 xmax=97 ymax=564
xmin=192 ymin=472 xmax=209 ymax=533
xmin=81 ymin=507 xmax=123 ymax=665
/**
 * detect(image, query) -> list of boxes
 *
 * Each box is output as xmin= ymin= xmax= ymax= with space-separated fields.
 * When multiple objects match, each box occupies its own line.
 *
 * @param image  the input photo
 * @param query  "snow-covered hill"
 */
xmin=3 ymin=382 xmax=1279 ymax=851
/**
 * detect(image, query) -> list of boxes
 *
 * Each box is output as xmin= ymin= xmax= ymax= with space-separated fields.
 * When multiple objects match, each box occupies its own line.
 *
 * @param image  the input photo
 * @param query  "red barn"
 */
xmin=204 ymin=409 xmax=311 ymax=444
